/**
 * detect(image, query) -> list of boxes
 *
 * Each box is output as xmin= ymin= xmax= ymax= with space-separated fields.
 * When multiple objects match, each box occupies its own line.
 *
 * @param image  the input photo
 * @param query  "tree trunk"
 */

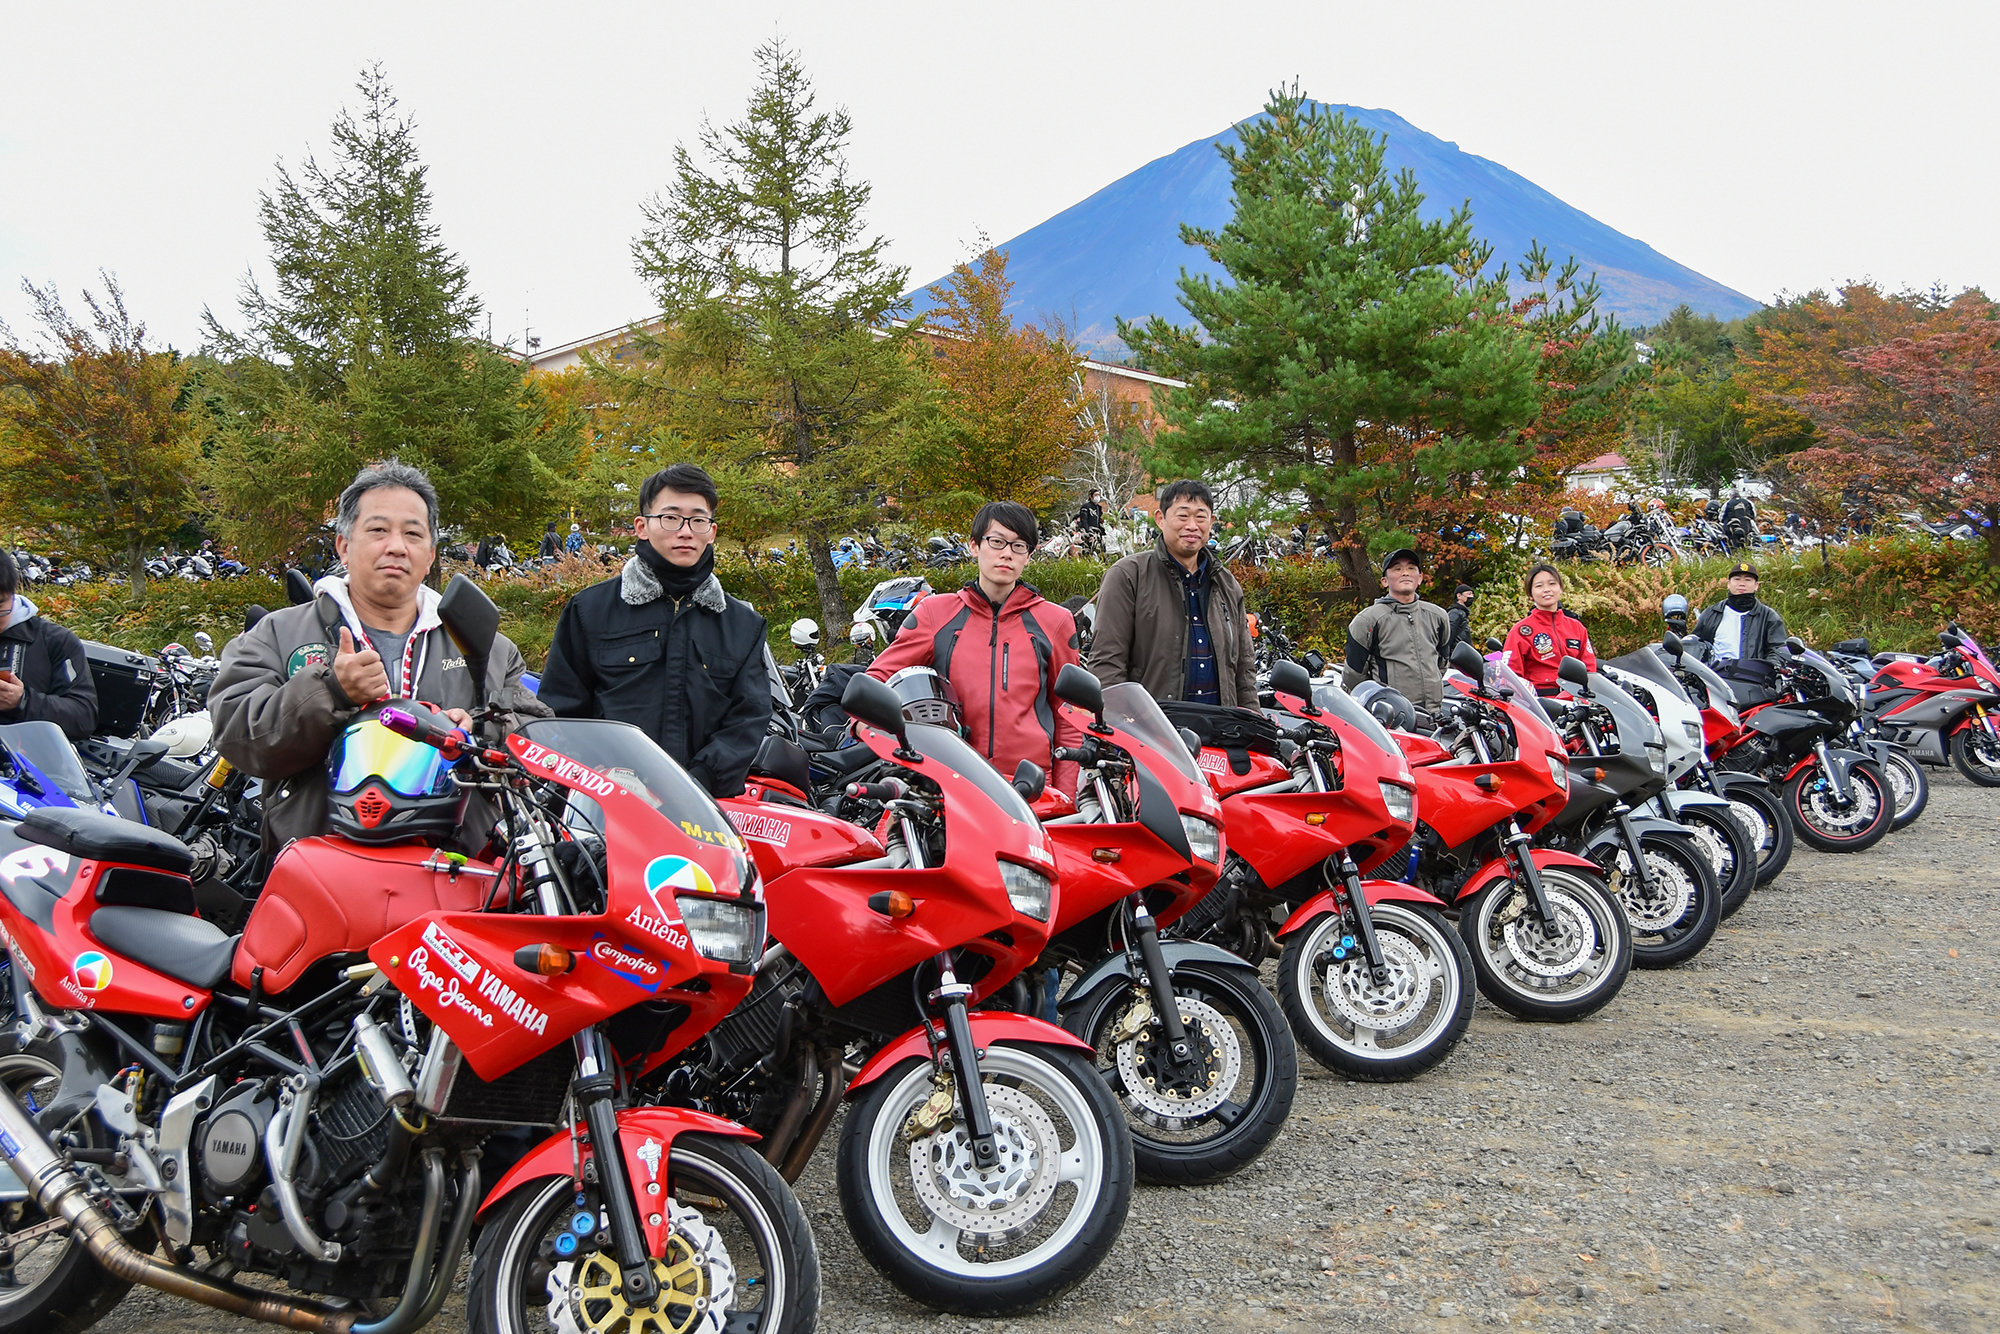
xmin=805 ymin=528 xmax=848 ymax=636
xmin=1329 ymin=431 xmax=1376 ymax=595
xmin=125 ymin=540 xmax=148 ymax=608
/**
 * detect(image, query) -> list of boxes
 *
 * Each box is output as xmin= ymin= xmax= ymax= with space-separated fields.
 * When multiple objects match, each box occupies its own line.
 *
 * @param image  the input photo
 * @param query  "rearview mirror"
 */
xmin=1941 ymin=632 xmax=1964 ymax=650
xmin=193 ymin=631 xmax=213 ymax=656
xmin=284 ymin=567 xmax=315 ymax=607
xmin=841 ymin=672 xmax=908 ymax=738
xmin=1179 ymin=727 xmax=1202 ymax=758
xmin=1449 ymin=640 xmax=1486 ymax=683
xmin=1011 ymin=760 xmax=1046 ymax=802
xmin=438 ymin=574 xmax=500 ymax=708
xmin=1053 ymin=663 xmax=1104 ymax=717
xmin=1786 ymin=636 xmax=1807 ymax=656
xmin=1270 ymin=659 xmax=1315 ymax=705
xmin=1558 ymin=656 xmax=1591 ymax=692
xmin=1662 ymin=630 xmax=1684 ymax=658
xmin=1484 ymin=636 xmax=1504 ymax=654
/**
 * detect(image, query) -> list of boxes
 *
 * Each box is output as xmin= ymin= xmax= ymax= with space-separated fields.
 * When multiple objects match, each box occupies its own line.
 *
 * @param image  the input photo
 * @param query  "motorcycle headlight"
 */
xmin=675 ymin=895 xmax=765 ymax=967
xmin=1378 ymin=780 xmax=1415 ymax=824
xmin=998 ymin=861 xmax=1052 ymax=922
xmin=1546 ymin=753 xmax=1569 ymax=789
xmin=1682 ymin=720 xmax=1704 ymax=746
xmin=1179 ymin=814 xmax=1222 ymax=864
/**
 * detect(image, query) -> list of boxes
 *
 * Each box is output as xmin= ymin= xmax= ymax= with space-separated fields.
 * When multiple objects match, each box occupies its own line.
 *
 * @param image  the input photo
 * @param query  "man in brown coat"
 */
xmin=1087 ymin=479 xmax=1257 ymax=707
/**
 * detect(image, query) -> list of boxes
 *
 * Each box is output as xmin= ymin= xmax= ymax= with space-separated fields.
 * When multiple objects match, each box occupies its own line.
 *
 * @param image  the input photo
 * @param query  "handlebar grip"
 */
xmin=377 ymin=705 xmax=470 ymax=760
xmin=845 ymin=779 xmax=906 ymax=802
xmin=1053 ymin=746 xmax=1091 ymax=763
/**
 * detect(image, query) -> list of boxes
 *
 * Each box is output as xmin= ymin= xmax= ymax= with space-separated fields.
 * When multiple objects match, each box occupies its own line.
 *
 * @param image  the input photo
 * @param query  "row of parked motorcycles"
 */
xmin=0 ymin=562 xmax=1990 ymax=1334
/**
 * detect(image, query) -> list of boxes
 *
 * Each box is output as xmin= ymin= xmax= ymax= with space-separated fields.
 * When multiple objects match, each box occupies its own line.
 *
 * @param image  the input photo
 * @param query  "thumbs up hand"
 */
xmin=333 ymin=628 xmax=390 ymax=705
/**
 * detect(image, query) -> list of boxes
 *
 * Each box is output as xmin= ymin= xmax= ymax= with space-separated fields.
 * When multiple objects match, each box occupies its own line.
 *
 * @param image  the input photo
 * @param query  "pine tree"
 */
xmin=1121 ymin=87 xmax=1542 ymax=592
xmin=621 ymin=38 xmax=924 ymax=631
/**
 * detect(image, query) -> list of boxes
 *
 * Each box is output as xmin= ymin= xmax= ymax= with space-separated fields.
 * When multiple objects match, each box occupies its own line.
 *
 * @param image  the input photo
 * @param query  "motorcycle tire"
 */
xmin=1785 ymin=759 xmax=1894 ymax=853
xmin=1276 ymin=903 xmax=1474 ymax=1081
xmin=468 ymin=1132 xmax=821 ymax=1334
xmin=0 ymin=1045 xmax=135 ymax=1334
xmin=1458 ymin=867 xmax=1632 ymax=1022
xmin=1721 ymin=781 xmax=1793 ymax=891
xmin=837 ymin=1041 xmax=1132 ymax=1316
xmin=1067 ymin=962 xmax=1297 ymax=1185
xmin=1948 ymin=725 xmax=2000 ymax=787
xmin=1591 ymin=833 xmax=1721 ymax=969
xmin=1272 ymin=908 xmax=1480 ymax=1088
xmin=1639 ymin=543 xmax=1675 ymax=568
xmin=1676 ymin=803 xmax=1760 ymax=919
xmin=1880 ymin=746 xmax=1930 ymax=829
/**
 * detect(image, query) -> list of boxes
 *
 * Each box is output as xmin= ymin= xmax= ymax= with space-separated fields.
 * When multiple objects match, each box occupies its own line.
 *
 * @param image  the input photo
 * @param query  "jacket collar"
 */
xmin=620 ymin=556 xmax=726 ymax=613
xmin=958 ymin=582 xmax=1041 ymax=618
xmin=1151 ymin=535 xmax=1209 ymax=580
xmin=0 ymin=594 xmax=35 ymax=641
xmin=311 ymin=576 xmax=441 ymax=641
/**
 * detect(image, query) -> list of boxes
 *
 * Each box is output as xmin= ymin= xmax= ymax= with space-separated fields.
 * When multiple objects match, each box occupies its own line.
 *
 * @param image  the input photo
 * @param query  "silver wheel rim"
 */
xmin=1297 ymin=906 xmax=1461 ymax=1061
xmin=1606 ymin=847 xmax=1698 ymax=934
xmin=1727 ymin=798 xmax=1773 ymax=854
xmin=1800 ymin=774 xmax=1879 ymax=834
xmin=1476 ymin=871 xmax=1621 ymax=1000
xmin=865 ymin=1046 xmax=1104 ymax=1280
xmin=0 ymin=1053 xmax=76 ymax=1314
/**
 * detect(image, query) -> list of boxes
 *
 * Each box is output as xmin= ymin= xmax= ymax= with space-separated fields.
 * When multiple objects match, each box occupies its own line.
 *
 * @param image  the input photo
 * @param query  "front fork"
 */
xmin=573 ymin=1028 xmax=660 ymax=1307
xmin=1611 ymin=804 xmax=1654 ymax=893
xmin=1503 ymin=820 xmax=1562 ymax=928
xmin=1318 ymin=854 xmax=1390 ymax=983
xmin=1124 ymin=896 xmax=1194 ymax=1062
xmin=1813 ymin=740 xmax=1854 ymax=803
xmin=928 ymin=956 xmax=1001 ymax=1171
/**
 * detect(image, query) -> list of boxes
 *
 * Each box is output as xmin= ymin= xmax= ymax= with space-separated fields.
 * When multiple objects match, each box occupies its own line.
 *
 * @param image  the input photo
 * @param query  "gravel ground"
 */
xmin=99 ymin=771 xmax=1998 ymax=1334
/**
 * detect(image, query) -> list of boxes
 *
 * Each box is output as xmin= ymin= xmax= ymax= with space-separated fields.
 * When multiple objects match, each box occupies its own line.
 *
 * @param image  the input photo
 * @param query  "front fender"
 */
xmin=478 ymin=1106 xmax=759 ymax=1255
xmin=1054 ymin=938 xmax=1261 ymax=1018
xmin=1275 ymin=881 xmax=1447 ymax=939
xmin=847 ymin=1013 xmax=1095 ymax=1094
xmin=1460 ymin=850 xmax=1601 ymax=901
xmin=1661 ymin=789 xmax=1731 ymax=815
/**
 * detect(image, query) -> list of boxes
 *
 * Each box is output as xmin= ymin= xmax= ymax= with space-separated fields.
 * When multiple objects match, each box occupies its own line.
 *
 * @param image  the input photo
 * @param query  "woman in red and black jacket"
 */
xmin=867 ymin=501 xmax=1085 ymax=795
xmin=1504 ymin=562 xmax=1598 ymax=695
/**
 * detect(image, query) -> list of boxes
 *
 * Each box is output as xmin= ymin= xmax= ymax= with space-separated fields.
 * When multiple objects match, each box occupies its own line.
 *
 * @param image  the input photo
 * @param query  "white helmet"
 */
xmin=789 ymin=618 xmax=821 ymax=648
xmin=849 ymin=620 xmax=876 ymax=647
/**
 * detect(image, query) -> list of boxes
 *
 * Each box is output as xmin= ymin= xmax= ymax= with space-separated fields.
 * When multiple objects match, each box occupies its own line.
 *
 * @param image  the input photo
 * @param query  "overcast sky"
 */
xmin=4 ymin=2 xmax=1993 ymax=354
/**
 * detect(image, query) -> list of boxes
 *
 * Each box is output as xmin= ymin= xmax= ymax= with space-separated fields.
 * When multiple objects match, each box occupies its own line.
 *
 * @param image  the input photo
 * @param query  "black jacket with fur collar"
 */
xmin=538 ymin=555 xmax=772 ymax=796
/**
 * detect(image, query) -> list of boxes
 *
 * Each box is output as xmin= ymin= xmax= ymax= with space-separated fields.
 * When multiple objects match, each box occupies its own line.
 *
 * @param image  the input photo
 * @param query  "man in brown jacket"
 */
xmin=1087 ymin=479 xmax=1257 ymax=707
xmin=210 ymin=460 xmax=547 ymax=859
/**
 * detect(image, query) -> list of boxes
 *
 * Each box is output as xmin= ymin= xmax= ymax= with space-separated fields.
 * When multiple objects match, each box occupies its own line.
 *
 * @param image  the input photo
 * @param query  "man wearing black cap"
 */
xmin=1447 ymin=583 xmax=1476 ymax=649
xmin=1693 ymin=562 xmax=1788 ymax=702
xmin=1345 ymin=548 xmax=1452 ymax=722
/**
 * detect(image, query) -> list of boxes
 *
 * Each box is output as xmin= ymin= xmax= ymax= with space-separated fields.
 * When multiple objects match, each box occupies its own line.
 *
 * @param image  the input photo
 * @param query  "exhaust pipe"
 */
xmin=0 ymin=1081 xmax=360 ymax=1332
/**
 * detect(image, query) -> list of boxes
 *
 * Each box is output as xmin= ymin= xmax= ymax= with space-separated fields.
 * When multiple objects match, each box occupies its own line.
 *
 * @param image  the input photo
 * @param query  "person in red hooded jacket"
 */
xmin=867 ymin=501 xmax=1085 ymax=795
xmin=1505 ymin=562 xmax=1598 ymax=694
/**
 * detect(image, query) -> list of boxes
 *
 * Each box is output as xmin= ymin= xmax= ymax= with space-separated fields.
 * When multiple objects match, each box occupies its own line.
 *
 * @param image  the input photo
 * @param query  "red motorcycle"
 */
xmin=1868 ymin=628 xmax=2000 ymax=786
xmin=1396 ymin=644 xmax=1633 ymax=1022
xmin=1171 ymin=661 xmax=1474 ymax=1080
xmin=0 ymin=579 xmax=818 ymax=1334
xmin=1028 ymin=667 xmax=1296 ymax=1185
xmin=695 ymin=673 xmax=1131 ymax=1317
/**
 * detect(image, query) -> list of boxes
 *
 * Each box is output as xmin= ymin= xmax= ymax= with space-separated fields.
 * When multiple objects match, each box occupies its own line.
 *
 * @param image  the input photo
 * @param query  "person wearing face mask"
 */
xmin=1504 ymin=562 xmax=1597 ymax=695
xmin=1692 ymin=562 xmax=1789 ymax=702
xmin=864 ymin=500 xmax=1084 ymax=795
xmin=0 ymin=549 xmax=97 ymax=741
xmin=1088 ymin=479 xmax=1257 ymax=708
xmin=539 ymin=462 xmax=771 ymax=797
xmin=1345 ymin=548 xmax=1452 ymax=723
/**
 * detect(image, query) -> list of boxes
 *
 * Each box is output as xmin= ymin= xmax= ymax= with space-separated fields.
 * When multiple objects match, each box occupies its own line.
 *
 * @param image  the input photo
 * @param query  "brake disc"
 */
xmin=1501 ymin=890 xmax=1598 ymax=979
xmin=1619 ymin=849 xmax=1695 ymax=933
xmin=1322 ymin=930 xmax=1433 ymax=1032
xmin=908 ymin=1084 xmax=1060 ymax=1241
xmin=1113 ymin=995 xmax=1239 ymax=1120
xmin=546 ymin=1198 xmax=737 ymax=1334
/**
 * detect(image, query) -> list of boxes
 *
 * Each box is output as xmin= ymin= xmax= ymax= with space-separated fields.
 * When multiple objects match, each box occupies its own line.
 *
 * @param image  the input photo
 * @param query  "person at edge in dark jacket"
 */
xmin=1504 ymin=561 xmax=1598 ymax=695
xmin=865 ymin=501 xmax=1085 ymax=796
xmin=1447 ymin=582 xmax=1476 ymax=649
xmin=538 ymin=463 xmax=772 ymax=797
xmin=1087 ymin=479 xmax=1257 ymax=708
xmin=0 ymin=548 xmax=97 ymax=741
xmin=1692 ymin=561 xmax=1789 ymax=705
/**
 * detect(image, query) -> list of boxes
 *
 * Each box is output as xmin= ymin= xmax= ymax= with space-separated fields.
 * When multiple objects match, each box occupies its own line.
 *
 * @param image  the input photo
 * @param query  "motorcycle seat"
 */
xmin=18 ymin=807 xmax=196 ymax=877
xmin=89 ymin=905 xmax=237 ymax=990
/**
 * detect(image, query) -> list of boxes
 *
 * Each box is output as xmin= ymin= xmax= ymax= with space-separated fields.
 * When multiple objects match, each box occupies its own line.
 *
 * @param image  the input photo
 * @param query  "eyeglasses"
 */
xmin=642 ymin=513 xmax=714 ymax=533
xmin=979 ymin=535 xmax=1030 ymax=556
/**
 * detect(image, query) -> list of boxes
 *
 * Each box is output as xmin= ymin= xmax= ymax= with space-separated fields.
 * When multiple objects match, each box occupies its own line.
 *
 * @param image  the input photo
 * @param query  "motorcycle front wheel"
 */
xmin=837 ymin=1042 xmax=1133 ymax=1316
xmin=1459 ymin=867 xmax=1632 ymax=1022
xmin=468 ymin=1134 xmax=820 ymax=1334
xmin=1721 ymin=780 xmax=1793 ymax=891
xmin=1592 ymin=833 xmax=1721 ymax=969
xmin=1786 ymin=759 xmax=1893 ymax=852
xmin=1879 ymin=746 xmax=1930 ymax=828
xmin=1276 ymin=903 xmax=1474 ymax=1081
xmin=1067 ymin=962 xmax=1296 ymax=1185
xmin=1948 ymin=725 xmax=2000 ymax=787
xmin=1677 ymin=802 xmax=1759 ymax=919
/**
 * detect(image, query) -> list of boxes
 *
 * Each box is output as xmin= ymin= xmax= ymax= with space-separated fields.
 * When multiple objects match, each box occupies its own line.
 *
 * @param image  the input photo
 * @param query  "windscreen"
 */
xmin=1586 ymin=672 xmax=1663 ymax=756
xmin=1795 ymin=650 xmax=1856 ymax=705
xmin=1675 ymin=653 xmax=1741 ymax=723
xmin=0 ymin=722 xmax=95 ymax=803
xmin=519 ymin=717 xmax=733 ymax=836
xmin=1604 ymin=646 xmax=1692 ymax=705
xmin=1101 ymin=682 xmax=1201 ymax=781
xmin=905 ymin=722 xmax=1039 ymax=824
xmin=1480 ymin=656 xmax=1556 ymax=727
xmin=1308 ymin=680 xmax=1401 ymax=758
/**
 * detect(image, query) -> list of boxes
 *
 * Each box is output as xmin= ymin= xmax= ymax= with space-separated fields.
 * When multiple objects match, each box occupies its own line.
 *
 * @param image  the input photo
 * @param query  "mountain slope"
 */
xmin=910 ymin=103 xmax=1760 ymax=354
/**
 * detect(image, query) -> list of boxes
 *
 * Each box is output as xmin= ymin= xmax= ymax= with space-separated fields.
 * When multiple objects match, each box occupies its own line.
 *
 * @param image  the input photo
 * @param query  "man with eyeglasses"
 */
xmin=1088 ymin=479 xmax=1257 ymax=708
xmin=866 ymin=501 xmax=1085 ymax=796
xmin=539 ymin=463 xmax=772 ymax=796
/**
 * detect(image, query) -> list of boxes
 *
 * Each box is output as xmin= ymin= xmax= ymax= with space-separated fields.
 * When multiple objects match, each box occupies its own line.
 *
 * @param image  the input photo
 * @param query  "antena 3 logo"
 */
xmin=517 ymin=743 xmax=619 ymax=797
